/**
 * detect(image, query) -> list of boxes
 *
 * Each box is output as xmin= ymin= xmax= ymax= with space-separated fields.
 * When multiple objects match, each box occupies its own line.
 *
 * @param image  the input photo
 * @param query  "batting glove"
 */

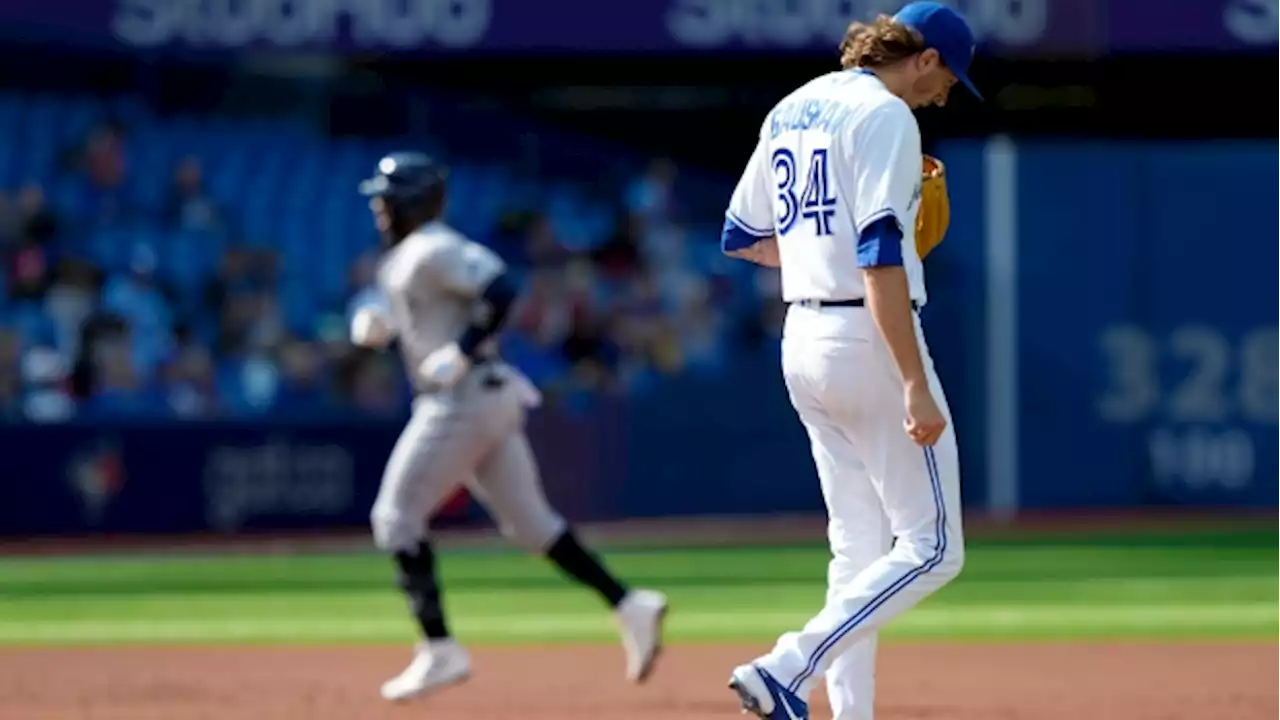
xmin=418 ymin=342 xmax=471 ymax=389
xmin=350 ymin=306 xmax=395 ymax=348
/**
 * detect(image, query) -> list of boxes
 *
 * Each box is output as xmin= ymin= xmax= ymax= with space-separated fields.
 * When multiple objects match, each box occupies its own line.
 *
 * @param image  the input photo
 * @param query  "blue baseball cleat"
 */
xmin=728 ymin=664 xmax=810 ymax=719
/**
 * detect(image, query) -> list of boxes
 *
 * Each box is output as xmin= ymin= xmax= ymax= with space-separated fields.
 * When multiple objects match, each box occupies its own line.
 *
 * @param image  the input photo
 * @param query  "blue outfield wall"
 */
xmin=928 ymin=138 xmax=1278 ymax=510
xmin=0 ymin=139 xmax=1275 ymax=537
xmin=1027 ymin=139 xmax=1279 ymax=509
xmin=0 ymin=391 xmax=818 ymax=537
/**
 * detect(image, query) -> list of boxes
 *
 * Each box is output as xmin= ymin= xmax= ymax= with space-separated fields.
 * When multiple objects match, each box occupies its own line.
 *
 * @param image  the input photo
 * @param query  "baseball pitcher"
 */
xmin=350 ymin=152 xmax=668 ymax=703
xmin=718 ymin=4 xmax=976 ymax=718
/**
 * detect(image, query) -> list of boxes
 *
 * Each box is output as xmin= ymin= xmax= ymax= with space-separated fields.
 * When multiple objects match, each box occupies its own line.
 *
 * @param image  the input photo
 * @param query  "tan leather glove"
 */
xmin=915 ymin=154 xmax=951 ymax=260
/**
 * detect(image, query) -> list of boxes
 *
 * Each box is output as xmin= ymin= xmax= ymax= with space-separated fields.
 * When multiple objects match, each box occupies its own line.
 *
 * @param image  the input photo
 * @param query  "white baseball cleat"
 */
xmin=615 ymin=588 xmax=669 ymax=683
xmin=379 ymin=639 xmax=471 ymax=702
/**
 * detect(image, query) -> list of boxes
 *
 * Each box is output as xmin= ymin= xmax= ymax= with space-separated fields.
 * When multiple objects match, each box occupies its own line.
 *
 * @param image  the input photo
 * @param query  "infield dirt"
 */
xmin=1 ymin=641 xmax=1274 ymax=719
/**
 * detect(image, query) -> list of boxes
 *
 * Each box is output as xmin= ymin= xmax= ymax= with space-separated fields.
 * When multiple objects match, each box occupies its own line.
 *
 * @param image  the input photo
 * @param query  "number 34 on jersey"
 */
xmin=773 ymin=147 xmax=838 ymax=237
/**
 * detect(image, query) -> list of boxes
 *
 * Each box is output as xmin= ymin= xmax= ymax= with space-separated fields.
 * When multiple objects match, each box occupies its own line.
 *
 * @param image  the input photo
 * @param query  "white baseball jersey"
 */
xmin=377 ymin=221 xmax=506 ymax=390
xmin=367 ymin=221 xmax=567 ymax=558
xmin=724 ymin=69 xmax=965 ymax=720
xmin=723 ymin=69 xmax=927 ymax=305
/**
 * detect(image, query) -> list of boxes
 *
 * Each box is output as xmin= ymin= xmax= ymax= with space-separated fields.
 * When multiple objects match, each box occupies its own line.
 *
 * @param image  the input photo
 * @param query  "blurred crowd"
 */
xmin=0 ymin=118 xmax=782 ymax=422
xmin=480 ymin=157 xmax=782 ymax=405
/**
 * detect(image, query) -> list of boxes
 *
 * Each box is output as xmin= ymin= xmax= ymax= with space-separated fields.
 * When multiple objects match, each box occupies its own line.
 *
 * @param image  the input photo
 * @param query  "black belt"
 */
xmin=792 ymin=298 xmax=919 ymax=311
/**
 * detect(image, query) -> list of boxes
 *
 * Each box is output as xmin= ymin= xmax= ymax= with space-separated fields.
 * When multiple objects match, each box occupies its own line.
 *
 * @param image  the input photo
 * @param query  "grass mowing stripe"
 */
xmin=0 ymin=530 xmax=1272 ymax=645
xmin=1 ymin=541 xmax=1273 ymax=588
xmin=1 ymin=575 xmax=1273 ymax=623
xmin=0 ymin=604 xmax=1271 ymax=644
xmin=3 ymin=559 xmax=1273 ymax=597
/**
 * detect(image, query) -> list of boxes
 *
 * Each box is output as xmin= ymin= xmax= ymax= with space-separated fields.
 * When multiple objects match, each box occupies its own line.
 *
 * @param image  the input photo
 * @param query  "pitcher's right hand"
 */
xmin=903 ymin=382 xmax=946 ymax=447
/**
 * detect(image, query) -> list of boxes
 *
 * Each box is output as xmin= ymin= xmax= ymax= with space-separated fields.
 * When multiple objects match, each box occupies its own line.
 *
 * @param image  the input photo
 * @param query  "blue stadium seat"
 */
xmin=0 ymin=88 xmax=735 ymax=418
xmin=83 ymin=225 xmax=137 ymax=273
xmin=8 ymin=302 xmax=57 ymax=347
xmin=163 ymin=228 xmax=221 ymax=297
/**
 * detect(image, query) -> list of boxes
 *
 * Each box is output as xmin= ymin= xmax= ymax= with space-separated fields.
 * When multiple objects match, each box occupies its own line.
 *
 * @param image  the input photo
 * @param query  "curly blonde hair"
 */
xmin=838 ymin=15 xmax=927 ymax=69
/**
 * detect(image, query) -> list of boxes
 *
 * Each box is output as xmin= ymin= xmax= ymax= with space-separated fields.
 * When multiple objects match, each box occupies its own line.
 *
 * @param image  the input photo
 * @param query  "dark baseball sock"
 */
xmin=544 ymin=529 xmax=629 ymax=608
xmin=393 ymin=540 xmax=450 ymax=640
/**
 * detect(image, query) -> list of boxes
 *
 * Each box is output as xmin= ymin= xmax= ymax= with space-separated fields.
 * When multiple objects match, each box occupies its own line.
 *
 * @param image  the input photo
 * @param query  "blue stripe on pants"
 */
xmin=787 ymin=447 xmax=947 ymax=694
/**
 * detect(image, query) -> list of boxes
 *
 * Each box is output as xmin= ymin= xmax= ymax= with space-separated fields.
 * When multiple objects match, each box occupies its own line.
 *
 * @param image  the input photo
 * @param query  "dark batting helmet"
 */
xmin=358 ymin=152 xmax=449 ymax=205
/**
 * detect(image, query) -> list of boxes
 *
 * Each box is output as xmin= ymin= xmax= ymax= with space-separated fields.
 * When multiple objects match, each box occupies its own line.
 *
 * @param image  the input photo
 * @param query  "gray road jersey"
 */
xmin=377 ymin=222 xmax=506 ymax=390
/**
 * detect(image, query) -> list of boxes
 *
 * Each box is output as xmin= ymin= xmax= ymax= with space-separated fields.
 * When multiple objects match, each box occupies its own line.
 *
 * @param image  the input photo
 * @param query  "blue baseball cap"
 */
xmin=893 ymin=2 xmax=981 ymax=100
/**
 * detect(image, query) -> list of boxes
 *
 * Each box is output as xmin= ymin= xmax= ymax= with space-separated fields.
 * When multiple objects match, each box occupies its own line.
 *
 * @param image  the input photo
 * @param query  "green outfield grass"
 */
xmin=0 ymin=529 xmax=1274 ymax=645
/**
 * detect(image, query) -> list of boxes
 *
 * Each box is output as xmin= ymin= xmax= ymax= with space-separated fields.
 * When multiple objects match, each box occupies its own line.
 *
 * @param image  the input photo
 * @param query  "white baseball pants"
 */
xmin=760 ymin=304 xmax=965 ymax=719
xmin=370 ymin=363 xmax=566 ymax=555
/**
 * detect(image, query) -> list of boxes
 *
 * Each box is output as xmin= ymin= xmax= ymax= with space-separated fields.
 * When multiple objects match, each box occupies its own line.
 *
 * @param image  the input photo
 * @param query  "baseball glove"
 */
xmin=914 ymin=154 xmax=951 ymax=260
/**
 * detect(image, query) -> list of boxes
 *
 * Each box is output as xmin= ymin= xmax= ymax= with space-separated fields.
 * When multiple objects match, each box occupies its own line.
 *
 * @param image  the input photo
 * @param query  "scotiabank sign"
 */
xmin=0 ymin=0 xmax=1275 ymax=56
xmin=106 ymin=0 xmax=1053 ymax=50
xmin=669 ymin=0 xmax=1056 ymax=49
xmin=111 ymin=0 xmax=495 ymax=49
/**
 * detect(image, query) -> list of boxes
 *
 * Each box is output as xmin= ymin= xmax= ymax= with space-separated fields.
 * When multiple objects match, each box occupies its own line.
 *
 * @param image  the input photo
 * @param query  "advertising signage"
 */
xmin=0 ymin=0 xmax=1274 ymax=57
